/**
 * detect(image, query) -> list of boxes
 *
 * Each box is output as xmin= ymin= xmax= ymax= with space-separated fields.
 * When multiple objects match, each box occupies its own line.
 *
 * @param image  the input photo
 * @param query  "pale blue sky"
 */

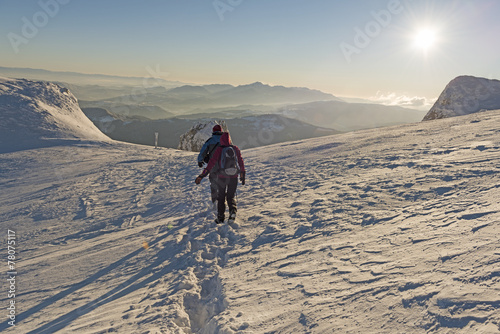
xmin=1 ymin=0 xmax=499 ymax=101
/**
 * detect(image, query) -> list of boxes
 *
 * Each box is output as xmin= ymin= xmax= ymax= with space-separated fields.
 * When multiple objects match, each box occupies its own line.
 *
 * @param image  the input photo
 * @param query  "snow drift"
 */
xmin=0 ymin=77 xmax=109 ymax=153
xmin=423 ymin=75 xmax=500 ymax=121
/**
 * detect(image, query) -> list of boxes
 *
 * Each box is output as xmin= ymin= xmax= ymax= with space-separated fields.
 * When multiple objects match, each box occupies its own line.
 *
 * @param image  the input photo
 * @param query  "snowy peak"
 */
xmin=229 ymin=81 xmax=337 ymax=98
xmin=423 ymin=75 xmax=500 ymax=120
xmin=0 ymin=77 xmax=109 ymax=153
xmin=162 ymin=81 xmax=341 ymax=109
xmin=211 ymin=82 xmax=340 ymax=106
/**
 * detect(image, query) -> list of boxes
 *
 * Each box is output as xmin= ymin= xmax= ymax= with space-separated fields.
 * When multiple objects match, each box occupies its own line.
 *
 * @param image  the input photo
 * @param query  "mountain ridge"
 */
xmin=0 ymin=77 xmax=110 ymax=153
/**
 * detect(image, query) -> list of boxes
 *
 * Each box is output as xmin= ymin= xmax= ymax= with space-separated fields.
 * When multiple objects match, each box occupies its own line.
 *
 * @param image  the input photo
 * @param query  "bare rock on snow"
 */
xmin=0 ymin=77 xmax=110 ymax=153
xmin=423 ymin=75 xmax=500 ymax=121
xmin=178 ymin=120 xmax=228 ymax=152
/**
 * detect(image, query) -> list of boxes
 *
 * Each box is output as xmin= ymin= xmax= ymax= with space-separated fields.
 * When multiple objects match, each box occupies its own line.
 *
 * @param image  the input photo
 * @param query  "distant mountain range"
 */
xmin=278 ymin=101 xmax=426 ymax=131
xmin=0 ymin=66 xmax=341 ymax=115
xmin=79 ymin=81 xmax=426 ymax=131
xmin=0 ymin=66 xmax=182 ymax=88
xmin=423 ymin=76 xmax=500 ymax=121
xmin=5 ymin=67 xmax=500 ymax=158
xmin=81 ymin=107 xmax=339 ymax=150
xmin=1 ymin=66 xmax=432 ymax=139
xmin=0 ymin=77 xmax=337 ymax=153
xmin=79 ymin=101 xmax=176 ymax=120
xmin=83 ymin=81 xmax=341 ymax=116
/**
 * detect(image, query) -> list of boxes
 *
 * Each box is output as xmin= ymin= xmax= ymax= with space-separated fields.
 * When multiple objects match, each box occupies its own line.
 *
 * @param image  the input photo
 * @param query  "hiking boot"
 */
xmin=228 ymin=211 xmax=236 ymax=223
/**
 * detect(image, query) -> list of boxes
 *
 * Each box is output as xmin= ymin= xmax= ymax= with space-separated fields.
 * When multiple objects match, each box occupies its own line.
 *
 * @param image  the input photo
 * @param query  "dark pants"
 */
xmin=216 ymin=177 xmax=238 ymax=220
xmin=209 ymin=172 xmax=218 ymax=203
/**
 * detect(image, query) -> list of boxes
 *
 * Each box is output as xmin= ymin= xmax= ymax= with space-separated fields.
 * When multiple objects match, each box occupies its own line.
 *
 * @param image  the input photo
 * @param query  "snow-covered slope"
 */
xmin=423 ymin=76 xmax=500 ymax=121
xmin=0 ymin=77 xmax=109 ymax=153
xmin=1 ymin=110 xmax=500 ymax=333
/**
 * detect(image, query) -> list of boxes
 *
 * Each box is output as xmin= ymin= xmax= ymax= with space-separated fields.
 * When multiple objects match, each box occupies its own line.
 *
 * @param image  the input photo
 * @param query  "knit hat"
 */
xmin=213 ymin=124 xmax=222 ymax=132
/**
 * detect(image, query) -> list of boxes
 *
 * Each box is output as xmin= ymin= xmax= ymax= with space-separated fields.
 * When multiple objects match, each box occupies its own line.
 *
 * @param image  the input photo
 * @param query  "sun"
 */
xmin=413 ymin=28 xmax=438 ymax=51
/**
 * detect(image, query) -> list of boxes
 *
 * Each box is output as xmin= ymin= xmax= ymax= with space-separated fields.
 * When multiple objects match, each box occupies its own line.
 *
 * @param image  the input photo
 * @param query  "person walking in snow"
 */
xmin=195 ymin=132 xmax=245 ymax=224
xmin=197 ymin=124 xmax=224 ymax=206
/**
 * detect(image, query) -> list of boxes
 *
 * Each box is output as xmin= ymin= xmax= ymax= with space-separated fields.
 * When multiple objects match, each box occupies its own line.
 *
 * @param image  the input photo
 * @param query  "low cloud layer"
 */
xmin=370 ymin=92 xmax=436 ymax=111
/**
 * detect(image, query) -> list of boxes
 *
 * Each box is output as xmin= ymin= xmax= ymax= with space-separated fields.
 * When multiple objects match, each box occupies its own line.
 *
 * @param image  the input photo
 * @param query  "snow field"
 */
xmin=0 ymin=141 xmax=243 ymax=333
xmin=1 ymin=109 xmax=500 ymax=333
xmin=217 ymin=110 xmax=500 ymax=333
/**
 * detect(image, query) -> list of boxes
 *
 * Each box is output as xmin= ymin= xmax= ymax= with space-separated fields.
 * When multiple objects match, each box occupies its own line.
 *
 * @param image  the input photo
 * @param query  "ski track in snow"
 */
xmin=1 ymin=110 xmax=500 ymax=333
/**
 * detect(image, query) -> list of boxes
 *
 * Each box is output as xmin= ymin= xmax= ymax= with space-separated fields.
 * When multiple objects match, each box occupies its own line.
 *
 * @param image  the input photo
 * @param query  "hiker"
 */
xmin=195 ymin=132 xmax=245 ymax=224
xmin=197 ymin=124 xmax=223 ymax=205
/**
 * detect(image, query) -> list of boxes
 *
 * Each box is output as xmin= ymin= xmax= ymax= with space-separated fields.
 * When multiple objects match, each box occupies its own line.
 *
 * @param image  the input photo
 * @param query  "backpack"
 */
xmin=220 ymin=146 xmax=240 ymax=176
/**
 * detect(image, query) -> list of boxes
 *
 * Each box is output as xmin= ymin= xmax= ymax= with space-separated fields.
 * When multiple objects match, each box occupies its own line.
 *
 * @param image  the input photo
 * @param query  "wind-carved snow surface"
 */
xmin=423 ymin=76 xmax=500 ymax=121
xmin=1 ymin=106 xmax=500 ymax=332
xmin=0 ymin=77 xmax=109 ymax=153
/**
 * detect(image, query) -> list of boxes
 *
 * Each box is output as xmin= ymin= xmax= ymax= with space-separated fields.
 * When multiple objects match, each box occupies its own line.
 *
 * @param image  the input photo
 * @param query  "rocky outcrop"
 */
xmin=178 ymin=120 xmax=228 ymax=152
xmin=423 ymin=76 xmax=500 ymax=121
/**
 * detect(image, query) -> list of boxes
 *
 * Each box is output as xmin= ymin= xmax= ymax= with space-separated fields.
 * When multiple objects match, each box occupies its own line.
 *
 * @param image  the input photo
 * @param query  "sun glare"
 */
xmin=413 ymin=28 xmax=438 ymax=51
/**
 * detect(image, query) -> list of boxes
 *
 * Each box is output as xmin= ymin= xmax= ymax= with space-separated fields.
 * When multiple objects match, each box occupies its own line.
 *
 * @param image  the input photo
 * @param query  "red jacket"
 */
xmin=202 ymin=132 xmax=245 ymax=178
